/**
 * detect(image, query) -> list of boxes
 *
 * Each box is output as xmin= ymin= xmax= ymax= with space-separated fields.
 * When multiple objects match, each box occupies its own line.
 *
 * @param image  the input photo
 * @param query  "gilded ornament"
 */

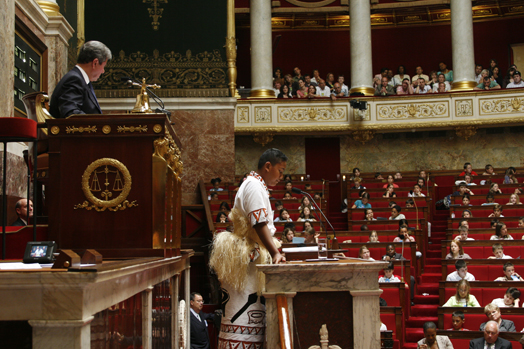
xmin=278 ymin=106 xmax=347 ymax=122
xmin=455 ymin=126 xmax=477 ymax=141
xmin=51 ymin=126 xmax=60 ymax=135
xmin=255 ymin=107 xmax=272 ymax=123
xmin=117 ymin=125 xmax=148 ymax=133
xmin=143 ymin=0 xmax=168 ymax=30
xmin=455 ymin=100 xmax=474 ymax=117
xmin=284 ymin=0 xmax=336 ymax=7
xmin=377 ymin=102 xmax=448 ymax=119
xmin=75 ymin=158 xmax=136 ymax=211
xmin=352 ymin=130 xmax=375 ymax=145
xmin=102 ymin=125 xmax=111 ymax=134
xmin=65 ymin=125 xmax=97 ymax=134
xmin=153 ymin=124 xmax=163 ymax=133
xmin=480 ymin=97 xmax=524 ymax=115
xmin=237 ymin=107 xmax=249 ymax=123
xmin=253 ymin=133 xmax=274 ymax=146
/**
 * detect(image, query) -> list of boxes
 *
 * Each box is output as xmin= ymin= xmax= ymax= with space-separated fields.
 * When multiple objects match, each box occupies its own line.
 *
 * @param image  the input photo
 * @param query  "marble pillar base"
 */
xmin=29 ymin=317 xmax=93 ymax=349
xmin=349 ymin=86 xmax=375 ymax=97
xmin=451 ymin=80 xmax=477 ymax=91
xmin=249 ymin=89 xmax=276 ymax=98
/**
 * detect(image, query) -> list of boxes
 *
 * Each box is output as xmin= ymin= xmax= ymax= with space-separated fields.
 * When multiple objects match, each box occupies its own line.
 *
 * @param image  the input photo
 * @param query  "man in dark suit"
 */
xmin=49 ymin=41 xmax=111 ymax=118
xmin=190 ymin=292 xmax=216 ymax=349
xmin=469 ymin=321 xmax=512 ymax=349
xmin=11 ymin=199 xmax=32 ymax=226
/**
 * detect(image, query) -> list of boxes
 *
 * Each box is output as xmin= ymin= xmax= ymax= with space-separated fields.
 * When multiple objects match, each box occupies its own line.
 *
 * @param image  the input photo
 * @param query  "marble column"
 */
xmin=29 ymin=317 xmax=94 ymax=349
xmin=349 ymin=0 xmax=375 ymax=96
xmin=171 ymin=274 xmax=180 ymax=349
xmin=142 ymin=286 xmax=154 ymax=349
xmin=0 ymin=0 xmax=15 ymax=118
xmin=184 ymin=268 xmax=191 ymax=349
xmin=249 ymin=0 xmax=275 ymax=98
xmin=263 ymin=292 xmax=296 ymax=349
xmin=349 ymin=290 xmax=383 ymax=348
xmin=450 ymin=0 xmax=477 ymax=90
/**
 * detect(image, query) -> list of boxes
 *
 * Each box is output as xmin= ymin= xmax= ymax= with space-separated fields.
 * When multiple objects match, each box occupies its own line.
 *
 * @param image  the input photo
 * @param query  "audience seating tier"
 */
xmin=439 ymin=281 xmax=524 ymax=307
xmin=445 ymin=228 xmax=523 ymax=240
xmin=440 ymin=240 xmax=524 ymax=260
xmin=436 ymin=330 xmax=523 ymax=348
xmin=449 ymin=217 xmax=521 ymax=229
xmin=380 ymin=306 xmax=404 ymax=348
xmin=440 ymin=259 xmax=524 ymax=281
xmin=451 ymin=205 xmax=524 ymax=218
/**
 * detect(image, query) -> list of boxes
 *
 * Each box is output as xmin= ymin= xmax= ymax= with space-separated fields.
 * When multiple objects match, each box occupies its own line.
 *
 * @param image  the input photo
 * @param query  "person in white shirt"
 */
xmin=337 ymin=75 xmax=349 ymax=96
xmin=273 ymin=81 xmax=282 ymax=97
xmin=494 ymin=262 xmax=524 ymax=281
xmin=432 ymin=73 xmax=451 ymax=92
xmin=394 ymin=65 xmax=410 ymax=87
xmin=412 ymin=66 xmax=429 ymax=83
xmin=379 ymin=262 xmax=401 ymax=282
xmin=315 ymin=79 xmax=331 ymax=97
xmin=488 ymin=244 xmax=513 ymax=260
xmin=506 ymin=71 xmax=524 ymax=88
xmin=491 ymin=287 xmax=521 ymax=308
xmin=446 ymin=259 xmax=476 ymax=282
xmin=415 ymin=78 xmax=432 ymax=94
xmin=454 ymin=225 xmax=475 ymax=241
xmin=475 ymin=64 xmax=483 ymax=83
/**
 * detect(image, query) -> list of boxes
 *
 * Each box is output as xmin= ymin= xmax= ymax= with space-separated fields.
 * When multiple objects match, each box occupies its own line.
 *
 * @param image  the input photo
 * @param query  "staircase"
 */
xmin=403 ymin=209 xmax=449 ymax=348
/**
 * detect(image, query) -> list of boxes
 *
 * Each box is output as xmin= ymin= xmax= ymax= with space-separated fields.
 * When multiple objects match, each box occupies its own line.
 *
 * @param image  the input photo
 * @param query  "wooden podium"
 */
xmin=46 ymin=114 xmax=182 ymax=257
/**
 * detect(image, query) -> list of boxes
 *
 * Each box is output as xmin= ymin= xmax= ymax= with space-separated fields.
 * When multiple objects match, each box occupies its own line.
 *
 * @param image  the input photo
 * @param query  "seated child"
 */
xmin=488 ymin=204 xmax=505 ymax=218
xmin=303 ymin=227 xmax=318 ymax=244
xmin=274 ymin=200 xmax=284 ymax=211
xmin=446 ymin=259 xmax=475 ymax=282
xmin=379 ymin=262 xmax=401 ymax=282
xmin=454 ymin=225 xmax=474 ymax=241
xmin=304 ymin=183 xmax=312 ymax=191
xmin=368 ymin=230 xmax=379 ymax=243
xmin=382 ymin=244 xmax=405 ymax=261
xmin=448 ymin=310 xmax=469 ymax=331
xmin=494 ymin=262 xmax=524 ymax=281
xmin=487 ymin=243 xmax=513 ymax=259
xmin=481 ymin=193 xmax=497 ymax=206
xmin=491 ymin=287 xmax=521 ymax=308
xmin=405 ymin=198 xmax=414 ymax=208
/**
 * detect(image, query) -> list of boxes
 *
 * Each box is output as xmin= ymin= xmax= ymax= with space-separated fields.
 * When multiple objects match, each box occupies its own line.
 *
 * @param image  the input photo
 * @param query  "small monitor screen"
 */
xmin=30 ymin=245 xmax=48 ymax=258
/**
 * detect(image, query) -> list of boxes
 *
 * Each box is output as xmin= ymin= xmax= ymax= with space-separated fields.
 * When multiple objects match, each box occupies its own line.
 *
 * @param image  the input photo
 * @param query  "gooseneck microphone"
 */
xmin=292 ymin=187 xmax=339 ymax=249
xmin=120 ymin=76 xmax=171 ymax=117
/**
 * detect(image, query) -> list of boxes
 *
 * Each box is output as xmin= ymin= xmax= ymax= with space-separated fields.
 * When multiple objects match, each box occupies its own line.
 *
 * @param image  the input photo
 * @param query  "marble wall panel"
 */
xmin=235 ymin=135 xmax=306 ymax=176
xmin=171 ymin=109 xmax=235 ymax=205
xmin=1 ymin=0 xmax=15 ymax=118
xmin=0 ymin=151 xmax=28 ymax=198
xmin=15 ymin=5 xmax=46 ymax=43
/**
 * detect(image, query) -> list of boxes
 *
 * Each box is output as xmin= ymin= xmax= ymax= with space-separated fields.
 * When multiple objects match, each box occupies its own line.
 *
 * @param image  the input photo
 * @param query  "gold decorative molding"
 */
xmin=226 ymin=0 xmax=239 ymax=98
xmin=285 ymin=0 xmax=336 ymax=7
xmin=455 ymin=126 xmax=478 ymax=141
xmin=74 ymin=158 xmax=137 ymax=211
xmin=237 ymin=106 xmax=249 ymax=123
xmin=65 ymin=125 xmax=97 ymax=134
xmin=253 ymin=133 xmax=274 ymax=146
xmin=249 ymin=89 xmax=276 ymax=98
xmin=36 ymin=0 xmax=60 ymax=16
xmin=144 ymin=0 xmax=168 ymax=30
xmin=102 ymin=125 xmax=111 ymax=134
xmin=480 ymin=97 xmax=524 ymax=115
xmin=377 ymin=102 xmax=449 ymax=120
xmin=50 ymin=126 xmax=60 ymax=135
xmin=352 ymin=130 xmax=375 ymax=145
xmin=255 ymin=106 xmax=272 ymax=123
xmin=153 ymin=124 xmax=163 ymax=133
xmin=349 ymin=86 xmax=375 ymax=97
xmin=278 ymin=106 xmax=347 ymax=122
xmin=451 ymin=80 xmax=477 ymax=91
xmin=353 ymin=108 xmax=371 ymax=121
xmin=117 ymin=125 xmax=148 ymax=133
xmin=455 ymin=99 xmax=474 ymax=117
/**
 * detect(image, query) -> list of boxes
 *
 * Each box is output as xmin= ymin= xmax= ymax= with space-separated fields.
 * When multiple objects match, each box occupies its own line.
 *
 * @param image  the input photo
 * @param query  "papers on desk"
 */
xmin=282 ymin=246 xmax=319 ymax=253
xmin=0 ymin=262 xmax=43 ymax=270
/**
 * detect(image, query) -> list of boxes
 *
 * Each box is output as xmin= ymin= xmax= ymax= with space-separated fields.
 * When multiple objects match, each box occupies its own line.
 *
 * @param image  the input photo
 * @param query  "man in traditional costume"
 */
xmin=209 ymin=149 xmax=287 ymax=349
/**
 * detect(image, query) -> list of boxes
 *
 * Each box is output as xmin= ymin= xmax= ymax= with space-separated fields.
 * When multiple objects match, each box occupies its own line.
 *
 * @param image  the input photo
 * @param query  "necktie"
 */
xmin=88 ymin=82 xmax=102 ymax=113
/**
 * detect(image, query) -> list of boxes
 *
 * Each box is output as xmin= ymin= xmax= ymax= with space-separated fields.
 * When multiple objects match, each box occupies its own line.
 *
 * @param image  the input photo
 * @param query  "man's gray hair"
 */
xmin=485 ymin=320 xmax=499 ymax=333
xmin=77 ymin=41 xmax=112 ymax=64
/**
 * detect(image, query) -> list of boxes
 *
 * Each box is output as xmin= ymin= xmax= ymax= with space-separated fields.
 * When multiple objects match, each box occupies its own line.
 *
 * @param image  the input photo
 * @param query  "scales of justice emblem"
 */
xmin=74 ymin=158 xmax=138 ymax=211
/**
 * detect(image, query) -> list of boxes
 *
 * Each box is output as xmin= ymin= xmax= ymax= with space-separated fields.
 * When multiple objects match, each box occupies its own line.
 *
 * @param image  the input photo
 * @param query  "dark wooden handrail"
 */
xmin=276 ymin=295 xmax=292 ymax=349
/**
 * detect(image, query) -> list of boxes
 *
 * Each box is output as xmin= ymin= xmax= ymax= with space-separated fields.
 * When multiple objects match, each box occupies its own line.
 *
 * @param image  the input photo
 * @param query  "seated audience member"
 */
xmin=406 ymin=198 xmax=414 ymax=208
xmin=313 ymin=192 xmax=322 ymax=201
xmin=304 ymin=183 xmax=312 ymax=191
xmin=315 ymin=79 xmax=331 ymax=97
xmin=475 ymin=64 xmax=483 ymax=83
xmin=494 ymin=262 xmax=524 ymax=281
xmin=273 ymin=81 xmax=282 ymax=96
xmin=491 ymin=219 xmax=500 ymax=229
xmin=388 ymin=201 xmax=398 ymax=209
xmin=489 ymin=205 xmax=505 ymax=219
xmin=479 ymin=304 xmax=516 ymax=332
xmin=446 ymin=240 xmax=472 ymax=259
xmin=506 ymin=70 xmax=524 ymax=88
xmin=394 ymin=172 xmax=402 ymax=180
xmin=463 ymin=173 xmax=477 ymax=186
xmin=216 ymin=211 xmax=228 ymax=223
xmin=350 ymin=167 xmax=361 ymax=181
xmin=383 ymin=175 xmax=399 ymax=189
xmin=502 ymin=67 xmax=516 ymax=88
xmin=210 ymin=177 xmax=223 ymax=191
xmin=338 ymin=75 xmax=349 ymax=95
xmin=11 ymin=199 xmax=33 ymax=226
xmin=491 ymin=223 xmax=512 ymax=240
xmin=415 ymin=78 xmax=432 ymax=94
xmin=285 ymin=222 xmax=296 ymax=233
xmin=359 ymin=245 xmax=375 ymax=261
xmin=373 ymin=67 xmax=389 ymax=88
xmin=299 ymin=196 xmax=313 ymax=212
xmin=417 ymin=177 xmax=426 ymax=189
xmin=519 ymin=216 xmax=524 ymax=229
xmin=382 ymin=244 xmax=405 ymax=261
xmin=383 ymin=184 xmax=397 ymax=198
xmin=396 ymin=78 xmax=414 ymax=95
xmin=274 ymin=209 xmax=293 ymax=222
xmin=303 ymin=74 xmax=313 ymax=88
xmin=491 ymin=287 xmax=521 ymax=308
xmin=278 ymin=84 xmax=293 ymax=99
xmin=283 ymin=191 xmax=296 ymax=200
xmin=360 ymin=224 xmax=368 ymax=231
xmin=296 ymin=79 xmax=308 ymax=98
xmin=482 ymin=193 xmax=497 ymax=206
xmin=389 ymin=205 xmax=406 ymax=220
xmin=455 ymin=225 xmax=474 ymax=241
xmin=306 ymin=84 xmax=317 ymax=99
xmin=394 ymin=225 xmax=415 ymax=243
xmin=438 ymin=62 xmax=454 ymax=82
xmin=446 ymin=260 xmax=475 ymax=282
xmin=387 ymin=69 xmax=400 ymax=87
xmin=412 ymin=66 xmax=429 ymax=83
xmin=449 ymin=310 xmax=468 ymax=331
xmin=393 ymin=65 xmax=410 ymax=86
xmin=292 ymin=67 xmax=303 ymax=83
xmin=274 ymin=201 xmax=284 ymax=211
xmin=462 ymin=209 xmax=473 ymax=218
xmin=453 ymin=182 xmax=474 ymax=196
xmin=374 ymin=76 xmax=396 ymax=96
xmin=492 ymin=66 xmax=503 ymax=86
xmin=379 ymin=262 xmax=400 ymax=282
xmin=297 ymin=207 xmax=316 ymax=222
xmin=459 ymin=219 xmax=470 ymax=229
xmin=489 ymin=183 xmax=503 ymax=195
xmin=380 ymin=323 xmax=387 ymax=332
xmin=432 ymin=73 xmax=451 ymax=92
xmin=417 ymin=321 xmax=453 ymax=349
xmin=488 ymin=243 xmax=513 ymax=259
xmin=208 ymin=192 xmax=218 ymax=201
xmin=330 ymin=82 xmax=347 ymax=101
xmin=352 ymin=192 xmax=371 ymax=209
xmin=504 ymin=168 xmax=519 ymax=185
xmin=419 ymin=170 xmax=427 ymax=180
xmin=428 ymin=71 xmax=438 ymax=89
xmin=311 ymin=69 xmax=321 ymax=85
xmin=281 ymin=228 xmax=294 ymax=243
xmin=375 ymin=172 xmax=384 ymax=180
xmin=301 ymin=221 xmax=312 ymax=232
xmin=273 ymin=67 xmax=283 ymax=85
xmin=483 ymin=164 xmax=496 ymax=176
xmin=351 ymin=177 xmax=366 ymax=190
xmin=409 ymin=184 xmax=426 ymax=197
xmin=443 ymin=279 xmax=480 ymax=307
xmin=462 ymin=194 xmax=472 ymax=206
xmin=368 ymin=230 xmax=379 ymax=243
xmin=436 ymin=82 xmax=448 ymax=93
xmin=365 ymin=208 xmax=377 ymax=222
xmin=325 ymin=73 xmax=335 ymax=90
xmin=474 ymin=75 xmax=501 ymax=90
xmin=219 ymin=201 xmax=231 ymax=213
xmin=303 ymin=227 xmax=318 ymax=244
xmin=472 ymin=321 xmax=512 ymax=349
xmin=460 ymin=162 xmax=478 ymax=176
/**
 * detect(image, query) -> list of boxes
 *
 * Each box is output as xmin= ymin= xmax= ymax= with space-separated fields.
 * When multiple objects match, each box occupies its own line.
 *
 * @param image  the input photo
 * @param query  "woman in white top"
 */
xmin=491 ymin=287 xmax=521 ymax=308
xmin=408 ymin=184 xmax=426 ymax=197
xmin=393 ymin=65 xmax=410 ymax=87
xmin=491 ymin=223 xmax=513 ymax=240
xmin=297 ymin=207 xmax=316 ymax=222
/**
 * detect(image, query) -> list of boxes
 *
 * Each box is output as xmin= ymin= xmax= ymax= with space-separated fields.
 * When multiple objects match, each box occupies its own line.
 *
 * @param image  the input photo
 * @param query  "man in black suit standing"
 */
xmin=190 ymin=292 xmax=216 ymax=349
xmin=11 ymin=199 xmax=32 ymax=226
xmin=469 ymin=321 xmax=512 ymax=349
xmin=49 ymin=41 xmax=111 ymax=118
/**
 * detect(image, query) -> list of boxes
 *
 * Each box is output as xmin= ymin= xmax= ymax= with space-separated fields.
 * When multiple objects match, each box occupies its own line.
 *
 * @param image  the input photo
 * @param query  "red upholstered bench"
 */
xmin=442 ymin=313 xmax=524 ymax=331
xmin=443 ymin=265 xmax=524 ymax=281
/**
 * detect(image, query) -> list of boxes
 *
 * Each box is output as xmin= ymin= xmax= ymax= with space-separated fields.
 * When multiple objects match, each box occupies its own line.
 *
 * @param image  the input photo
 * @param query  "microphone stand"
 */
xmin=123 ymin=77 xmax=172 ymax=117
xmin=293 ymin=188 xmax=339 ymax=250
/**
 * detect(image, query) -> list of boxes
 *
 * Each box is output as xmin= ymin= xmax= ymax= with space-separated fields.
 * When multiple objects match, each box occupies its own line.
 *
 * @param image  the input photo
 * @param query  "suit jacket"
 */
xmin=190 ymin=310 xmax=214 ymax=349
xmin=11 ymin=217 xmax=26 ymax=226
xmin=50 ymin=67 xmax=101 ymax=118
xmin=417 ymin=335 xmax=454 ymax=348
xmin=480 ymin=319 xmax=516 ymax=332
xmin=469 ymin=337 xmax=512 ymax=349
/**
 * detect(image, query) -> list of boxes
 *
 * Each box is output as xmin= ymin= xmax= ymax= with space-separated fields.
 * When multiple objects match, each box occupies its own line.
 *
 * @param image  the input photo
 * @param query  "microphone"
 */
xmin=292 ymin=187 xmax=339 ymax=249
xmin=121 ymin=76 xmax=172 ymax=117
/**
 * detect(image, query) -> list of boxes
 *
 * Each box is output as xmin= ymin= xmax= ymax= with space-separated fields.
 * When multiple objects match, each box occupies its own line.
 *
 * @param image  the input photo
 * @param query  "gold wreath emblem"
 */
xmin=80 ymin=158 xmax=133 ymax=209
